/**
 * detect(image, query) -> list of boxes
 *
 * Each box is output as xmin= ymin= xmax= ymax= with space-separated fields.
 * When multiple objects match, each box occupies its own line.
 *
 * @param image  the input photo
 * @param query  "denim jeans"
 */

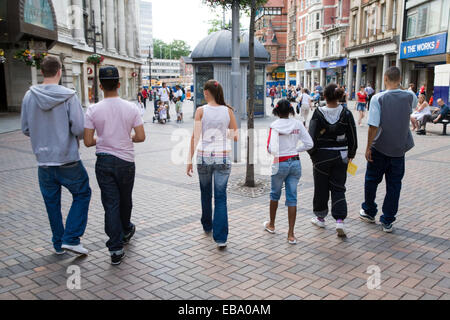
xmin=362 ymin=148 xmax=405 ymax=225
xmin=38 ymin=161 xmax=91 ymax=251
xmin=311 ymin=149 xmax=348 ymax=220
xmin=270 ymin=158 xmax=302 ymax=207
xmin=95 ymin=154 xmax=136 ymax=253
xmin=197 ymin=156 xmax=231 ymax=244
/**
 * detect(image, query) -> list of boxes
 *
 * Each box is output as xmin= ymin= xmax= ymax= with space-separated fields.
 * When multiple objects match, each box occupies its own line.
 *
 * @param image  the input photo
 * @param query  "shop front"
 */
xmin=320 ymin=58 xmax=347 ymax=86
xmin=400 ymin=32 xmax=448 ymax=102
xmin=347 ymin=41 xmax=398 ymax=98
xmin=304 ymin=61 xmax=321 ymax=91
xmin=0 ymin=0 xmax=58 ymax=112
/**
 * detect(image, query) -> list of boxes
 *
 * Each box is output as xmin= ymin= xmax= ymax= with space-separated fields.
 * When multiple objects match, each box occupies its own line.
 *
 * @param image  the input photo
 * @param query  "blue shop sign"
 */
xmin=400 ymin=33 xmax=447 ymax=59
xmin=320 ymin=58 xmax=347 ymax=69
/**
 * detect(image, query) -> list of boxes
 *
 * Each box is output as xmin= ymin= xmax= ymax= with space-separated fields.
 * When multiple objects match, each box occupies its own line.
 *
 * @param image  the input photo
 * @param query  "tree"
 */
xmin=153 ymin=39 xmax=191 ymax=60
xmin=204 ymin=0 xmax=267 ymax=187
xmin=245 ymin=0 xmax=257 ymax=187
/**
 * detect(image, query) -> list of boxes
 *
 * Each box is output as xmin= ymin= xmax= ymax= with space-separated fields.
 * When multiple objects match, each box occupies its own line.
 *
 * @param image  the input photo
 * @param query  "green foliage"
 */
xmin=153 ymin=39 xmax=191 ymax=60
xmin=204 ymin=0 xmax=267 ymax=9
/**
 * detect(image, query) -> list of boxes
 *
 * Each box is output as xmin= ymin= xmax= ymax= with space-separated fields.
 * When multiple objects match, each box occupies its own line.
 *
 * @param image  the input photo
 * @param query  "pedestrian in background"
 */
xmin=141 ymin=87 xmax=148 ymax=109
xmin=308 ymin=84 xmax=357 ymax=238
xmin=84 ymin=66 xmax=146 ymax=265
xmin=264 ymin=99 xmax=313 ymax=244
xmin=186 ymin=80 xmax=238 ymax=249
xmin=365 ymin=83 xmax=375 ymax=110
xmin=158 ymin=83 xmax=171 ymax=121
xmin=21 ymin=56 xmax=91 ymax=256
xmin=299 ymin=88 xmax=312 ymax=127
xmin=270 ymin=85 xmax=277 ymax=107
xmin=360 ymin=67 xmax=417 ymax=233
xmin=356 ymin=86 xmax=367 ymax=126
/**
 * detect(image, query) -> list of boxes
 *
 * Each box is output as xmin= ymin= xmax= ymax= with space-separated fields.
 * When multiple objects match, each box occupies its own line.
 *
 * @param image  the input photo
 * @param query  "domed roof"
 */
xmin=190 ymin=30 xmax=270 ymax=62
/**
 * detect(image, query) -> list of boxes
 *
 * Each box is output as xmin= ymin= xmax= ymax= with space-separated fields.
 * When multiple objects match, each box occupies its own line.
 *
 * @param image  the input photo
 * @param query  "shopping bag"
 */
xmin=347 ymin=162 xmax=358 ymax=176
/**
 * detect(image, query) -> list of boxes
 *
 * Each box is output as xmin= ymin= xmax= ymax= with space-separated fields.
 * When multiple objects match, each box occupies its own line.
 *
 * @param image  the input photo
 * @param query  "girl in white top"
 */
xmin=298 ymin=88 xmax=312 ymax=126
xmin=410 ymin=94 xmax=431 ymax=132
xmin=264 ymin=99 xmax=313 ymax=245
xmin=187 ymin=80 xmax=238 ymax=249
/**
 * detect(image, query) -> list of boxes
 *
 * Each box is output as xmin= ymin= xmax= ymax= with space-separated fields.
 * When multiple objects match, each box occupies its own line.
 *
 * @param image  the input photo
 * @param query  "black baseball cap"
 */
xmin=99 ymin=66 xmax=120 ymax=80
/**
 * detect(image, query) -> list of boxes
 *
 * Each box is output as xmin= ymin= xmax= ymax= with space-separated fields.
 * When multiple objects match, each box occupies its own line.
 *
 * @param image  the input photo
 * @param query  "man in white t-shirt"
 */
xmin=158 ymin=82 xmax=171 ymax=120
xmin=84 ymin=66 xmax=146 ymax=266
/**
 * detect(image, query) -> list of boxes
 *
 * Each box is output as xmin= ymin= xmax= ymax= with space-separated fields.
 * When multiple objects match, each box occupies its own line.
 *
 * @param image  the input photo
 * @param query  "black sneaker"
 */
xmin=111 ymin=251 xmax=125 ymax=265
xmin=123 ymin=225 xmax=136 ymax=245
xmin=381 ymin=222 xmax=394 ymax=233
xmin=359 ymin=209 xmax=376 ymax=223
xmin=416 ymin=129 xmax=426 ymax=135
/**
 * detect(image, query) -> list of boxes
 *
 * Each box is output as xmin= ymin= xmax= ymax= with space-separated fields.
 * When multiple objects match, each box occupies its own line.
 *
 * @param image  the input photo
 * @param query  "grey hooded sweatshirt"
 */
xmin=21 ymin=84 xmax=85 ymax=165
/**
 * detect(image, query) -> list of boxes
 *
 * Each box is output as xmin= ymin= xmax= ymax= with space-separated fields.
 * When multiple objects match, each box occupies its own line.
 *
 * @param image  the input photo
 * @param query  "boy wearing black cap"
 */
xmin=84 ymin=66 xmax=146 ymax=265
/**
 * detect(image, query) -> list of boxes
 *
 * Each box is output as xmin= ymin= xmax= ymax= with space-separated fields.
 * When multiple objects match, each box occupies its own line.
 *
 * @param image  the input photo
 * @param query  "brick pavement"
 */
xmin=0 ymin=99 xmax=449 ymax=300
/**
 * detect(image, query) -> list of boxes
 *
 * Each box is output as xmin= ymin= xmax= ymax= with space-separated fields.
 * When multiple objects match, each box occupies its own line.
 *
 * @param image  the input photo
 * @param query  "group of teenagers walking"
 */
xmin=21 ymin=55 xmax=416 ymax=265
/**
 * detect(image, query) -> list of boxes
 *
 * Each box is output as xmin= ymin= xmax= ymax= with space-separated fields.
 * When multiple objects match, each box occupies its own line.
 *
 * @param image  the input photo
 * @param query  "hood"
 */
xmin=270 ymin=118 xmax=298 ymax=135
xmin=29 ymin=85 xmax=76 ymax=111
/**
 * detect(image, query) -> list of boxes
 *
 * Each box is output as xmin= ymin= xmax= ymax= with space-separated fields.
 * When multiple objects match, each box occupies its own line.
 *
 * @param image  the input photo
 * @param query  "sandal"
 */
xmin=263 ymin=221 xmax=275 ymax=234
xmin=287 ymin=237 xmax=297 ymax=245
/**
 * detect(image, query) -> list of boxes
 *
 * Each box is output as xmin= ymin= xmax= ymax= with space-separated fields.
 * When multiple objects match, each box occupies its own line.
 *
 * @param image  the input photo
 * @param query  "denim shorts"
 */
xmin=357 ymin=102 xmax=366 ymax=111
xmin=270 ymin=158 xmax=302 ymax=207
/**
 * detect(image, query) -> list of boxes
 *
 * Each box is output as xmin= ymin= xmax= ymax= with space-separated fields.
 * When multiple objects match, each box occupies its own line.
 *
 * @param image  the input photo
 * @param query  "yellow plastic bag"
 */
xmin=347 ymin=162 xmax=358 ymax=176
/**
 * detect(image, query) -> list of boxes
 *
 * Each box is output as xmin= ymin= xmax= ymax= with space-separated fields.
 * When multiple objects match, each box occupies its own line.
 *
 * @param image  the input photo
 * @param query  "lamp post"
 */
xmin=147 ymin=45 xmax=153 ymax=96
xmin=87 ymin=10 xmax=103 ymax=103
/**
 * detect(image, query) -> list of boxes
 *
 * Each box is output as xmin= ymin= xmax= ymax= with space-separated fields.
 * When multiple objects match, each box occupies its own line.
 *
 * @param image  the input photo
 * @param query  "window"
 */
xmin=352 ymin=15 xmax=357 ymax=40
xmin=364 ymin=11 xmax=369 ymax=37
xmin=381 ymin=4 xmax=386 ymax=32
xmin=372 ymin=8 xmax=377 ymax=35
xmin=300 ymin=18 xmax=303 ymax=35
xmin=442 ymin=0 xmax=450 ymax=31
xmin=315 ymin=12 xmax=320 ymax=29
xmin=417 ymin=6 xmax=428 ymax=35
xmin=314 ymin=41 xmax=319 ymax=57
xmin=428 ymin=0 xmax=440 ymax=34
xmin=392 ymin=0 xmax=397 ymax=29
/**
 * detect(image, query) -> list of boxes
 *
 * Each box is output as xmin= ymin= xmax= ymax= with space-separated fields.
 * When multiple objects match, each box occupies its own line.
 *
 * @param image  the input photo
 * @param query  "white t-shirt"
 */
xmin=300 ymin=93 xmax=311 ymax=106
xmin=158 ymin=87 xmax=170 ymax=101
xmin=175 ymin=89 xmax=183 ymax=98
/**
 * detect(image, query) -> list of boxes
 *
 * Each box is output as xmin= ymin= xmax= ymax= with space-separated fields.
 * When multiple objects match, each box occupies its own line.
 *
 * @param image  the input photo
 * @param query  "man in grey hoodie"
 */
xmin=21 ymin=56 xmax=91 ymax=255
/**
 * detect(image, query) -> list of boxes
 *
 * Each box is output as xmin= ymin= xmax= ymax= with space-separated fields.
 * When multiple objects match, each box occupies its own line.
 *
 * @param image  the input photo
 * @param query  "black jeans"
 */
xmin=311 ymin=149 xmax=348 ymax=220
xmin=95 ymin=154 xmax=136 ymax=253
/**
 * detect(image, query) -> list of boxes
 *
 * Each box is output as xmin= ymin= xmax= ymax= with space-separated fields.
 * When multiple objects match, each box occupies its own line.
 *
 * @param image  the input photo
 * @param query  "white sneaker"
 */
xmin=336 ymin=220 xmax=347 ymax=237
xmin=311 ymin=217 xmax=325 ymax=228
xmin=217 ymin=242 xmax=227 ymax=249
xmin=54 ymin=249 xmax=66 ymax=255
xmin=61 ymin=243 xmax=89 ymax=255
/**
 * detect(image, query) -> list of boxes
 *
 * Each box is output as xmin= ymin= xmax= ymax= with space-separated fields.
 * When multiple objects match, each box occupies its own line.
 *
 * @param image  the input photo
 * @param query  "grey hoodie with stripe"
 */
xmin=21 ymin=84 xmax=84 ymax=165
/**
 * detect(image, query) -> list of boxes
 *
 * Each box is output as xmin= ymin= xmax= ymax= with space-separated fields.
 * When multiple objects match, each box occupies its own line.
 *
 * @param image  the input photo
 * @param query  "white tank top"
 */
xmin=199 ymin=105 xmax=231 ymax=153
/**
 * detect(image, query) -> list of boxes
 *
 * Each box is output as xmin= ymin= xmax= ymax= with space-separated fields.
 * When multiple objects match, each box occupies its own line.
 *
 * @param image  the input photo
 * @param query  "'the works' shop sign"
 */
xmin=400 ymin=33 xmax=447 ymax=59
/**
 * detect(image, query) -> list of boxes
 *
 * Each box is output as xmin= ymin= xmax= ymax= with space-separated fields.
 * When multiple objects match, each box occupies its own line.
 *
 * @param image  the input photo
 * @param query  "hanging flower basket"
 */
xmin=86 ymin=54 xmax=104 ymax=65
xmin=13 ymin=49 xmax=48 ymax=69
xmin=0 ymin=49 xmax=5 ymax=64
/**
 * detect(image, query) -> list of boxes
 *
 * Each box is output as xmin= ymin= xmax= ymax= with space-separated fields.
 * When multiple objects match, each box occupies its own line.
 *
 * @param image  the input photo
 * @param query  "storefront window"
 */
xmin=0 ymin=1 xmax=6 ymax=21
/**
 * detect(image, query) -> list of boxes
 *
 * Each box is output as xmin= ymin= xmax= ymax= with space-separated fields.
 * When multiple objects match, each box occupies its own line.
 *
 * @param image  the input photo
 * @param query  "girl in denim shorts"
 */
xmin=264 ymin=99 xmax=314 ymax=244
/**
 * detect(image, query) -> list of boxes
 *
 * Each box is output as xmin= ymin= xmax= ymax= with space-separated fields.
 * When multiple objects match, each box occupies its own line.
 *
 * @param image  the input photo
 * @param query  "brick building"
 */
xmin=255 ymin=0 xmax=288 ymax=81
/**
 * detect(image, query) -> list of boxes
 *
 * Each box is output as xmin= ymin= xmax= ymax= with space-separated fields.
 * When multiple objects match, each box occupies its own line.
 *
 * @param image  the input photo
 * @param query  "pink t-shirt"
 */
xmin=84 ymin=97 xmax=143 ymax=162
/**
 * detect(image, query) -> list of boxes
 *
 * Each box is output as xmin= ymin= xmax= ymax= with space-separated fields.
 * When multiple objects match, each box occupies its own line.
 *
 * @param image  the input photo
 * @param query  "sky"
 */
xmin=150 ymin=0 xmax=250 ymax=51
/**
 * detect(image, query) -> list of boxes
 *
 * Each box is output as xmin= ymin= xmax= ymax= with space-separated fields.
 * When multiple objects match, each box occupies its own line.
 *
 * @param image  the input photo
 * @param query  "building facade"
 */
xmin=139 ymin=0 xmax=153 ymax=87
xmin=346 ymin=0 xmax=402 ymax=97
xmin=0 ymin=0 xmax=142 ymax=112
xmin=399 ymin=0 xmax=450 ymax=102
xmin=255 ymin=0 xmax=288 ymax=81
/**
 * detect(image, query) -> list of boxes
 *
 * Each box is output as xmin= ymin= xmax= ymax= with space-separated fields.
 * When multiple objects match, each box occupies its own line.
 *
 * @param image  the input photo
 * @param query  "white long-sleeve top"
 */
xmin=267 ymin=118 xmax=314 ymax=162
